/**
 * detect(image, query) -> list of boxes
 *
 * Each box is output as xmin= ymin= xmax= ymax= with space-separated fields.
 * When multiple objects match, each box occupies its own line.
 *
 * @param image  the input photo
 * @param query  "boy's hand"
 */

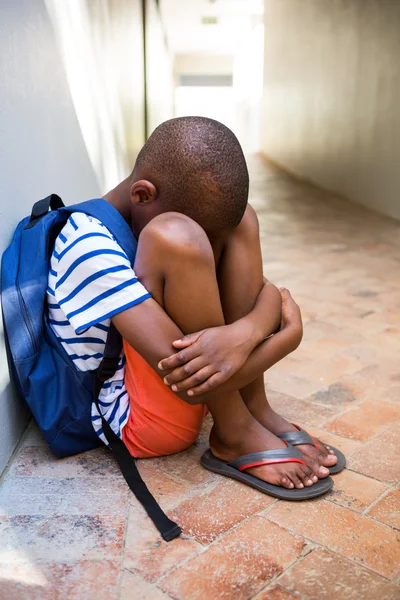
xmin=279 ymin=287 xmax=303 ymax=348
xmin=158 ymin=288 xmax=302 ymax=396
xmin=158 ymin=321 xmax=255 ymax=396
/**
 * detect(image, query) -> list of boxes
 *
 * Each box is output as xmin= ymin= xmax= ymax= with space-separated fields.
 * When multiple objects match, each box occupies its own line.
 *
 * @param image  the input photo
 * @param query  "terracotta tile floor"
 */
xmin=1 ymin=156 xmax=400 ymax=599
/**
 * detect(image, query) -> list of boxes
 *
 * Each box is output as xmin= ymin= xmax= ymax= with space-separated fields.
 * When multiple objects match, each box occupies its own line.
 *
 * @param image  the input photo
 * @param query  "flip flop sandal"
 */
xmin=277 ymin=425 xmax=346 ymax=475
xmin=201 ymin=445 xmax=334 ymax=500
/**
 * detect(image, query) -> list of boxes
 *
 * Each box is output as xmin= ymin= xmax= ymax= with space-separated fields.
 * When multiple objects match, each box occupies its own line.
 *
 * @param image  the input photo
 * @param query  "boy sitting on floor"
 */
xmin=48 ymin=117 xmax=343 ymax=499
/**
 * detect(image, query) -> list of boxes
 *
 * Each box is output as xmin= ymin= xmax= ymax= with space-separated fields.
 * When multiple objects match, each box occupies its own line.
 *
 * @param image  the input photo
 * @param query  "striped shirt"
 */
xmin=47 ymin=212 xmax=151 ymax=445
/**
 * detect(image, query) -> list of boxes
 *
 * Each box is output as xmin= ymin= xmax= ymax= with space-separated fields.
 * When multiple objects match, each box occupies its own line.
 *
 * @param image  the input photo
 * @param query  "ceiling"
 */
xmin=159 ymin=0 xmax=264 ymax=55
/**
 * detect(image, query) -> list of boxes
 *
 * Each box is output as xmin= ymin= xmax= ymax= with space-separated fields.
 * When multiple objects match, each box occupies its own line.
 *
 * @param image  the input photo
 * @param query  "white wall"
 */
xmin=174 ymin=53 xmax=233 ymax=80
xmin=233 ymin=21 xmax=264 ymax=153
xmin=46 ymin=0 xmax=145 ymax=190
xmin=173 ymin=53 xmax=234 ymax=128
xmin=0 ymin=0 xmax=101 ymax=474
xmin=261 ymin=0 xmax=400 ymax=221
xmin=0 ymin=0 xmax=146 ymax=474
xmin=146 ymin=0 xmax=174 ymax=135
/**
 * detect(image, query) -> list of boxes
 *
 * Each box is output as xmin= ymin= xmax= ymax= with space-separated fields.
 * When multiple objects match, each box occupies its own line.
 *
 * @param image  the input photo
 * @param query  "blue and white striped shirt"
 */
xmin=47 ymin=212 xmax=151 ymax=445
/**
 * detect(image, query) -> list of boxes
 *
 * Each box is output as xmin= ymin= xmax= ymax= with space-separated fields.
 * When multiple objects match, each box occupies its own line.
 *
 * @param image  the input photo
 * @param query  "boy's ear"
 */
xmin=130 ymin=180 xmax=158 ymax=205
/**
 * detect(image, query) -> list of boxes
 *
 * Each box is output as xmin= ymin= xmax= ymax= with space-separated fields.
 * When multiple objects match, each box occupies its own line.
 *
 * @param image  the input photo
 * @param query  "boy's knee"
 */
xmin=236 ymin=204 xmax=260 ymax=242
xmin=140 ymin=212 xmax=214 ymax=264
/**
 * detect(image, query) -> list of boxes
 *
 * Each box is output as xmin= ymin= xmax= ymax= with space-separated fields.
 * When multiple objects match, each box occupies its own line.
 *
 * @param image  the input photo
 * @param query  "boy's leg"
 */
xmin=217 ymin=205 xmax=337 ymax=476
xmin=132 ymin=212 xmax=316 ymax=489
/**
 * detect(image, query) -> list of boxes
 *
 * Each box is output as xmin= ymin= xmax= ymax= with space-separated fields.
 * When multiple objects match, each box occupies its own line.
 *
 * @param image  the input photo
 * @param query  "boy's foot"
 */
xmin=209 ymin=421 xmax=319 ymax=490
xmin=247 ymin=405 xmax=337 ymax=478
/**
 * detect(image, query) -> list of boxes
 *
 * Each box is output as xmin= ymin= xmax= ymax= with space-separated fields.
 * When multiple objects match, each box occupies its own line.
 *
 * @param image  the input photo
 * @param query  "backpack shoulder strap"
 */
xmin=63 ymin=199 xmax=137 ymax=264
xmin=95 ymin=325 xmax=181 ymax=542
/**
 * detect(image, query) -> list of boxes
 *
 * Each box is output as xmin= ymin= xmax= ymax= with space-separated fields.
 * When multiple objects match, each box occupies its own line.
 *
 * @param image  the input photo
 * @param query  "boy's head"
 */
xmin=130 ymin=117 xmax=249 ymax=238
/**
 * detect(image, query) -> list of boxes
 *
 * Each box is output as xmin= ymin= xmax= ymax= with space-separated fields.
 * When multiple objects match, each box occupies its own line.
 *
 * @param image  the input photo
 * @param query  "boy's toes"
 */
xmin=323 ymin=452 xmax=338 ymax=466
xmin=299 ymin=444 xmax=336 ymax=477
xmin=286 ymin=465 xmax=317 ymax=489
xmin=280 ymin=476 xmax=294 ymax=489
xmin=314 ymin=437 xmax=335 ymax=456
xmin=308 ymin=455 xmax=330 ymax=478
xmin=300 ymin=465 xmax=317 ymax=486
xmin=316 ymin=449 xmax=337 ymax=469
xmin=316 ymin=459 xmax=330 ymax=477
xmin=290 ymin=474 xmax=304 ymax=489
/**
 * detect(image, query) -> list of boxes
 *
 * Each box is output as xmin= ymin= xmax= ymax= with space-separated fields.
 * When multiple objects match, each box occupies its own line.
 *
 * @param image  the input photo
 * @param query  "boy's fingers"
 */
xmin=172 ymin=331 xmax=203 ymax=348
xmin=187 ymin=372 xmax=223 ymax=396
xmin=169 ymin=366 xmax=216 ymax=392
xmin=158 ymin=346 xmax=200 ymax=370
xmin=163 ymin=357 xmax=207 ymax=386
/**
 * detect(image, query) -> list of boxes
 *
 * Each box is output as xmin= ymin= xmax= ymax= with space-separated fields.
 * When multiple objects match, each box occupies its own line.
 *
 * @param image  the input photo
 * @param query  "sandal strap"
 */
xmin=277 ymin=426 xmax=316 ymax=448
xmin=228 ymin=445 xmax=306 ymax=472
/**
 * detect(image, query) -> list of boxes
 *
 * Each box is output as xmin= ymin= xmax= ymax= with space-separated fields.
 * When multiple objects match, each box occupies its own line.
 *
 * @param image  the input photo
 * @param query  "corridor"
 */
xmin=1 ymin=156 xmax=399 ymax=599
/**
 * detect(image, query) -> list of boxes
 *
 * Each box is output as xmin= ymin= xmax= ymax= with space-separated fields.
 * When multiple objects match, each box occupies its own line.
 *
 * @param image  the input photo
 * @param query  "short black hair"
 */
xmin=133 ymin=117 xmax=249 ymax=234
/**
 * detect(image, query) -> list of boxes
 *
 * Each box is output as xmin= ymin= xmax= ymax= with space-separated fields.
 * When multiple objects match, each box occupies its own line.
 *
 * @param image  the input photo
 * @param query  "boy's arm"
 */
xmin=240 ymin=277 xmax=282 ymax=341
xmin=156 ymin=279 xmax=282 ymax=392
xmin=111 ymin=288 xmax=301 ymax=404
xmin=210 ymin=309 xmax=301 ymax=397
xmin=112 ymin=296 xmax=184 ymax=377
xmin=159 ymin=288 xmax=302 ymax=398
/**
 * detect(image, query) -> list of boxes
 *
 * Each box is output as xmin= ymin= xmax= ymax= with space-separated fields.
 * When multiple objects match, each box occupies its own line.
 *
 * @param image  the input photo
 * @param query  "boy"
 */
xmin=48 ymin=117 xmax=341 ymax=497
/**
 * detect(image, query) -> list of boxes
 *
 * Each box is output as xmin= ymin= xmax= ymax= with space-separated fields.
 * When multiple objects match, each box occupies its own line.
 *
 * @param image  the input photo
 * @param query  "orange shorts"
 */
xmin=122 ymin=342 xmax=205 ymax=458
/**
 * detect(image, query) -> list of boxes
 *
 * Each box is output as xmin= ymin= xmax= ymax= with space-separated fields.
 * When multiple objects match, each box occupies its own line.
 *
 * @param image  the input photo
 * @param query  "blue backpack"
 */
xmin=1 ymin=194 xmax=181 ymax=541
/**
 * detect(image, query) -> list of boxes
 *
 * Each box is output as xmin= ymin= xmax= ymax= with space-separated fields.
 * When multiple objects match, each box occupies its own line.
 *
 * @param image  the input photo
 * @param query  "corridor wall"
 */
xmin=0 ymin=0 xmax=164 ymax=474
xmin=145 ymin=0 xmax=174 ymax=136
xmin=261 ymin=0 xmax=400 ymax=220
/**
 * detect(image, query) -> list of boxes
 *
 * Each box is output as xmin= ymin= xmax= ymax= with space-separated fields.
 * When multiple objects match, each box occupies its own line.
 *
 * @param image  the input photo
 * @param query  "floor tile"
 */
xmin=294 ymin=423 xmax=362 ymax=457
xmin=149 ymin=443 xmax=218 ymax=488
xmin=0 ymin=476 xmax=128 ymax=516
xmin=295 ymin=354 xmax=362 ymax=385
xmin=0 ymin=563 xmax=55 ymax=600
xmin=305 ymin=382 xmax=359 ymax=409
xmin=252 ymin=584 xmax=299 ymax=599
xmin=0 ymin=515 xmax=124 ymax=563
xmin=169 ymin=478 xmax=274 ymax=544
xmin=11 ymin=447 xmax=120 ymax=479
xmin=123 ymin=504 xmax=202 ymax=583
xmin=136 ymin=461 xmax=193 ymax=509
xmin=266 ymin=372 xmax=326 ymax=399
xmin=349 ymin=426 xmax=400 ymax=482
xmin=160 ymin=517 xmax=305 ymax=600
xmin=266 ymin=499 xmax=400 ymax=578
xmin=327 ymin=469 xmax=388 ymax=512
xmin=0 ymin=560 xmax=120 ymax=600
xmin=20 ymin=421 xmax=47 ymax=448
xmin=194 ymin=412 xmax=214 ymax=448
xmin=340 ymin=342 xmax=381 ymax=364
xmin=279 ymin=547 xmax=400 ymax=600
xmin=373 ymin=383 xmax=400 ymax=406
xmin=120 ymin=570 xmax=171 ymax=600
xmin=373 ymin=328 xmax=400 ymax=357
xmin=325 ymin=366 xmax=381 ymax=404
xmin=366 ymin=489 xmax=400 ymax=529
xmin=325 ymin=400 xmax=400 ymax=441
xmin=267 ymin=390 xmax=338 ymax=428
xmin=301 ymin=319 xmax=346 ymax=343
xmin=297 ymin=337 xmax=349 ymax=361
xmin=336 ymin=365 xmax=400 ymax=406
